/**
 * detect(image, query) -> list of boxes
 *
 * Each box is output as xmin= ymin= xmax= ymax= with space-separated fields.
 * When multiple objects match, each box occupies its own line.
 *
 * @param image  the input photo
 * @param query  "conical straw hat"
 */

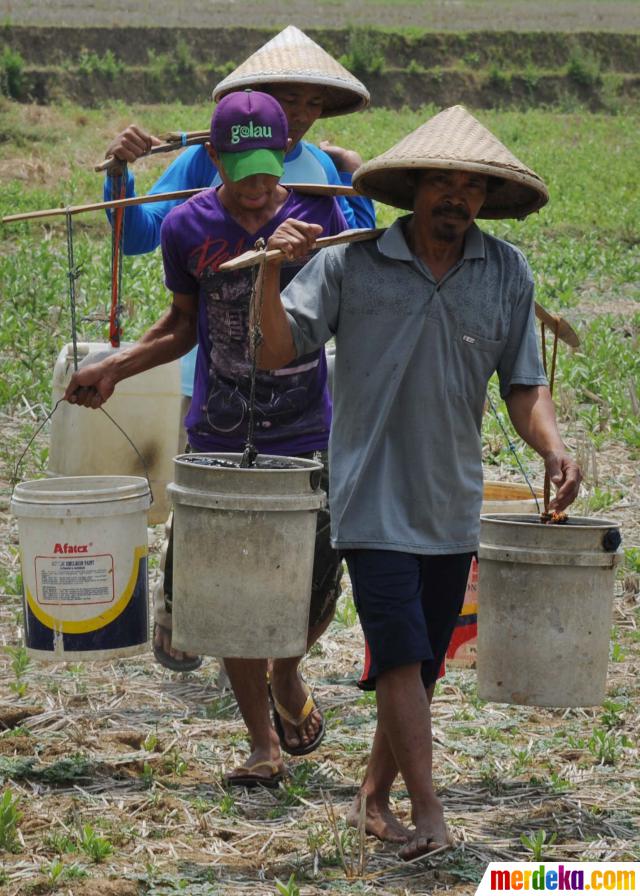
xmin=353 ymin=105 xmax=548 ymax=219
xmin=212 ymin=25 xmax=370 ymax=117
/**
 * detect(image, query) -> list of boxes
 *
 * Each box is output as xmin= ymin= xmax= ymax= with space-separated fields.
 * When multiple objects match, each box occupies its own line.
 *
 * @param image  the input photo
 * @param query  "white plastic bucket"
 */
xmin=447 ymin=481 xmax=544 ymax=668
xmin=167 ymin=453 xmax=325 ymax=659
xmin=11 ymin=475 xmax=151 ymax=661
xmin=48 ymin=342 xmax=184 ymax=524
xmin=477 ymin=513 xmax=622 ymax=707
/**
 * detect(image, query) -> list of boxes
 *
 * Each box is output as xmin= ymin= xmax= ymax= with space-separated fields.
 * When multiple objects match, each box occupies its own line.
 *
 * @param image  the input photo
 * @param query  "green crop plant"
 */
xmin=0 ymin=789 xmax=22 ymax=852
xmin=43 ymin=858 xmax=65 ymax=886
xmin=5 ymin=645 xmax=30 ymax=697
xmin=142 ymin=732 xmax=158 ymax=752
xmin=77 ymin=824 xmax=113 ymax=863
xmin=140 ymin=761 xmax=155 ymax=790
xmin=218 ymin=792 xmax=236 ymax=817
xmin=275 ymin=874 xmax=300 ymax=896
xmin=279 ymin=761 xmax=314 ymax=808
xmin=600 ymin=700 xmax=625 ymax=730
xmin=44 ymin=830 xmax=77 ymax=854
xmin=204 ymin=693 xmax=237 ymax=719
xmin=624 ymin=548 xmax=640 ymax=574
xmin=588 ymin=728 xmax=631 ymax=766
xmin=164 ymin=748 xmax=188 ymax=776
xmin=520 ymin=829 xmax=557 ymax=861
xmin=333 ymin=593 xmax=358 ymax=628
xmin=60 ymin=863 xmax=87 ymax=880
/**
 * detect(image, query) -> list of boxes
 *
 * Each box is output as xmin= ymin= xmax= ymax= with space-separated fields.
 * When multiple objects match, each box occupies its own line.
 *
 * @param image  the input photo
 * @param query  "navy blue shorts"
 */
xmin=344 ymin=550 xmax=474 ymax=690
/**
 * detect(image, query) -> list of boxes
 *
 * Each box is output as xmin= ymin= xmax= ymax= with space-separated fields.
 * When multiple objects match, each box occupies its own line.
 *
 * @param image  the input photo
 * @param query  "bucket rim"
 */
xmin=173 ymin=451 xmax=324 ymax=472
xmin=480 ymin=512 xmax=621 ymax=530
xmin=11 ymin=475 xmax=151 ymax=505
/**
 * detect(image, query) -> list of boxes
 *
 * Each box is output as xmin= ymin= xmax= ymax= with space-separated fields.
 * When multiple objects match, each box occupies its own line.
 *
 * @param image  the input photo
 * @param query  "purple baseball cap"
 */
xmin=210 ymin=89 xmax=288 ymax=182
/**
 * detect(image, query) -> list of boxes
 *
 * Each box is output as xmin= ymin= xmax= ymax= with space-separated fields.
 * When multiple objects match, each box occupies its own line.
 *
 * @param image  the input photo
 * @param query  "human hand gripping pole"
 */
xmin=254 ymin=219 xmax=324 ymax=371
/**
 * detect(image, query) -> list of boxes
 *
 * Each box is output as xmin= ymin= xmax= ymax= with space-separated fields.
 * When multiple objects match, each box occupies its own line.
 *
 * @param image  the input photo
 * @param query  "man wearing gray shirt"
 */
xmin=257 ymin=106 xmax=582 ymax=861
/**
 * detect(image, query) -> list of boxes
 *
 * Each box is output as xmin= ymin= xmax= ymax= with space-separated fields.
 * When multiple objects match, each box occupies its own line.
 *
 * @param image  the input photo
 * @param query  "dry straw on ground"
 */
xmin=0 ymin=465 xmax=638 ymax=895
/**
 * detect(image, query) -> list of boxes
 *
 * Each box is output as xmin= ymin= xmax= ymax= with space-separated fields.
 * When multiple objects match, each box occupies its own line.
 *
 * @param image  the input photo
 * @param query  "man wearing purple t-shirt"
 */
xmin=66 ymin=91 xmax=347 ymax=785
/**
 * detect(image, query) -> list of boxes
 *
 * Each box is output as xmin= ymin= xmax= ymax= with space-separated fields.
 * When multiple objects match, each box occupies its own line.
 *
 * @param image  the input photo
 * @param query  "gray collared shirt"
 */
xmin=282 ymin=216 xmax=548 ymax=553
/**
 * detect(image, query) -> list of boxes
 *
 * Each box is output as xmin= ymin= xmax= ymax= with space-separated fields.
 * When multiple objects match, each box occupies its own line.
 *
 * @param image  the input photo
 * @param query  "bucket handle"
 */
xmin=11 ymin=398 xmax=154 ymax=507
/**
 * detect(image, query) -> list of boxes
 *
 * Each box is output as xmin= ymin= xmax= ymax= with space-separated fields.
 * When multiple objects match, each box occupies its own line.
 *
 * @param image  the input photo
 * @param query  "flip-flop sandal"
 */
xmin=269 ymin=679 xmax=325 ymax=756
xmin=224 ymin=760 xmax=284 ymax=789
xmin=152 ymin=622 xmax=202 ymax=673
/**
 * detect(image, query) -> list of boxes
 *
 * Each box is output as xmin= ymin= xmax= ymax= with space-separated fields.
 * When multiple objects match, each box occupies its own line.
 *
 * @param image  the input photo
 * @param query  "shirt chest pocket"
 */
xmin=448 ymin=331 xmax=504 ymax=402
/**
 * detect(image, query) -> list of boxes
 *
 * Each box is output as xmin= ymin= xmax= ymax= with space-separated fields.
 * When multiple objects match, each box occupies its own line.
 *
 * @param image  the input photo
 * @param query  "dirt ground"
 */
xmin=0 ymin=424 xmax=638 ymax=894
xmin=2 ymin=0 xmax=639 ymax=31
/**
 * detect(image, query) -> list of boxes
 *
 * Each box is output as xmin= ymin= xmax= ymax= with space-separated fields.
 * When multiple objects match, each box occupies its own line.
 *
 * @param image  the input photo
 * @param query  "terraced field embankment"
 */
xmin=2 ymin=26 xmax=639 ymax=109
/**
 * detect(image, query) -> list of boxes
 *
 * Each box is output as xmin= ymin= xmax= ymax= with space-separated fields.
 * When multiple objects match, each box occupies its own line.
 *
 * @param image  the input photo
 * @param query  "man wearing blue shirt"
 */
xmin=102 ymin=27 xmax=375 ymax=678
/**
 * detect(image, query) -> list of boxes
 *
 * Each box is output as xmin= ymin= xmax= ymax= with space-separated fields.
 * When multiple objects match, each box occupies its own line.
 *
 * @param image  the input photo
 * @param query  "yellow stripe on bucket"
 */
xmin=26 ymin=545 xmax=147 ymax=635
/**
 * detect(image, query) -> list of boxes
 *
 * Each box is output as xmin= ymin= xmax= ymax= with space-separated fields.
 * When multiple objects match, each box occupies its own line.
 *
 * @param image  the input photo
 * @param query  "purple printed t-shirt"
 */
xmin=160 ymin=186 xmax=346 ymax=454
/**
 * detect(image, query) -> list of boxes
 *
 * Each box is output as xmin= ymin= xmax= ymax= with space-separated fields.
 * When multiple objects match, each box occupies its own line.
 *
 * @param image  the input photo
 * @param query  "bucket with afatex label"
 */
xmin=11 ymin=476 xmax=150 ymax=661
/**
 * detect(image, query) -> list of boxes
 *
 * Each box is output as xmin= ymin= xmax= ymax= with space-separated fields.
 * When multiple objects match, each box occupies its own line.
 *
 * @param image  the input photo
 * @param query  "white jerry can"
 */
xmin=48 ymin=342 xmax=184 ymax=525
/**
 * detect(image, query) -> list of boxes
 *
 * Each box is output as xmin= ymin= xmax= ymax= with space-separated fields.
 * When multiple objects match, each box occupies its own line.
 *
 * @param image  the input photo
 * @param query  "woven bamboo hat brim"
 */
xmin=212 ymin=25 xmax=370 ymax=117
xmin=353 ymin=105 xmax=548 ymax=219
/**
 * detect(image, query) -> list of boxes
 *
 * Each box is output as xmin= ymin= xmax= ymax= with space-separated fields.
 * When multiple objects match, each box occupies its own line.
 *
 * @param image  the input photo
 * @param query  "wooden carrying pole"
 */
xmin=219 ymin=229 xmax=385 ymax=271
xmin=1 ymin=183 xmax=357 ymax=224
xmin=95 ymin=131 xmax=211 ymax=173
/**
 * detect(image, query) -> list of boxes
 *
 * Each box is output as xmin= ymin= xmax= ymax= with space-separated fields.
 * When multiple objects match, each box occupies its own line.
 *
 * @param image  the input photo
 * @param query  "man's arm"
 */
xmin=257 ymin=220 xmax=324 ymax=370
xmin=505 ymin=384 xmax=582 ymax=511
xmin=64 ymin=293 xmax=198 ymax=409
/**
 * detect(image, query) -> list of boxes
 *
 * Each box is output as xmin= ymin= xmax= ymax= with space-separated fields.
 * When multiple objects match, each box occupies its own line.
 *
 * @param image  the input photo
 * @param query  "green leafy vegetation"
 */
xmin=77 ymin=823 xmax=113 ymax=862
xmin=339 ymin=27 xmax=385 ymax=76
xmin=520 ymin=829 xmax=558 ymax=860
xmin=566 ymin=46 xmax=603 ymax=88
xmin=0 ymin=44 xmax=23 ymax=97
xmin=77 ymin=48 xmax=124 ymax=80
xmin=0 ymin=789 xmax=22 ymax=852
xmin=5 ymin=645 xmax=30 ymax=696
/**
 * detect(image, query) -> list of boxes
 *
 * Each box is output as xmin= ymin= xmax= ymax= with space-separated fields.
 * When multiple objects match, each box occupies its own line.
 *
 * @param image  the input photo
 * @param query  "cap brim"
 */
xmin=219 ymin=149 xmax=285 ymax=182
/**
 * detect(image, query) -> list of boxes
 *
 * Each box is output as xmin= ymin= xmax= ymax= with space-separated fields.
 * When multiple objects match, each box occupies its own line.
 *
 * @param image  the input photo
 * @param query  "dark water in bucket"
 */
xmin=182 ymin=455 xmax=305 ymax=470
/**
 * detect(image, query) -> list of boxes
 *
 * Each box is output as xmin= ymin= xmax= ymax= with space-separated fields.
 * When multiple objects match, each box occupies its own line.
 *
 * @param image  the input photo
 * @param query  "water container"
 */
xmin=167 ymin=453 xmax=325 ymax=659
xmin=48 ymin=343 xmax=184 ymax=525
xmin=447 ymin=481 xmax=543 ymax=667
xmin=477 ymin=513 xmax=622 ymax=707
xmin=11 ymin=475 xmax=151 ymax=661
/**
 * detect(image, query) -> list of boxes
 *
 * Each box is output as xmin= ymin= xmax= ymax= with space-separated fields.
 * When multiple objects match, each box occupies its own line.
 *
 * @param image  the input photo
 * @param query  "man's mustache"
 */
xmin=433 ymin=202 xmax=470 ymax=221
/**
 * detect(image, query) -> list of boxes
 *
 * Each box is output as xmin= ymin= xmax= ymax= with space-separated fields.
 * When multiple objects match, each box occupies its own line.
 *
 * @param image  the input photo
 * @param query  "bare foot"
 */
xmin=346 ymin=793 xmax=410 ymax=843
xmin=269 ymin=666 xmax=323 ymax=752
xmin=398 ymin=823 xmax=454 ymax=861
xmin=153 ymin=622 xmax=200 ymax=665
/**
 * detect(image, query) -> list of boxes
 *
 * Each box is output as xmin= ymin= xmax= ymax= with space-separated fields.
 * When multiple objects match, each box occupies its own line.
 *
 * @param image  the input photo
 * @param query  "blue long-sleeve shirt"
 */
xmin=104 ymin=139 xmax=375 ymax=255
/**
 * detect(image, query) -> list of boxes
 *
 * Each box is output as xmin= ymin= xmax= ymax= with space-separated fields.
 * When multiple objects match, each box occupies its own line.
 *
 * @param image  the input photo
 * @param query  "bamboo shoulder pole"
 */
xmin=219 ymin=228 xmax=384 ymax=272
xmin=2 ymin=183 xmax=356 ymax=224
xmin=95 ymin=133 xmax=210 ymax=172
